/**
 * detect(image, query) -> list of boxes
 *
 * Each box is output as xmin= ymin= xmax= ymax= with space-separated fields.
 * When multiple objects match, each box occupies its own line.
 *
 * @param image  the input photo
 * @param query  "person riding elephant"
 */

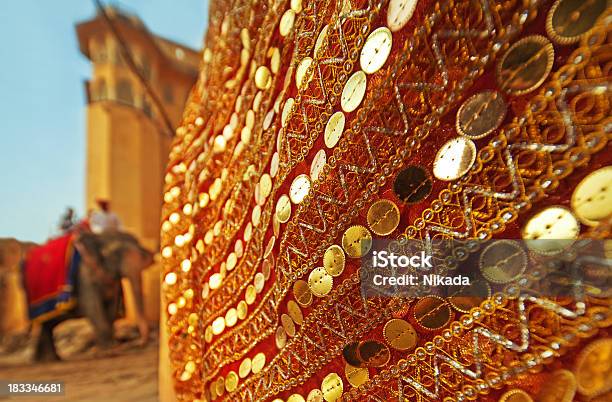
xmin=25 ymin=230 xmax=153 ymax=362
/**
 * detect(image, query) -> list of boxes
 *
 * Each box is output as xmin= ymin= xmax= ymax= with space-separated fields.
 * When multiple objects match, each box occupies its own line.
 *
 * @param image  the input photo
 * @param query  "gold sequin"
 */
xmin=360 ymin=27 xmax=393 ymax=74
xmin=383 ymin=319 xmax=418 ymax=351
xmin=321 ymin=372 xmax=343 ymax=402
xmin=225 ymin=371 xmax=238 ymax=392
xmin=287 ymin=394 xmax=306 ymax=402
xmin=255 ymin=65 xmax=272 ymax=90
xmin=575 ymin=338 xmax=612 ymax=397
xmin=323 ymin=244 xmax=345 ymax=277
xmin=308 ymin=267 xmax=333 ymax=297
xmin=314 ymin=25 xmax=329 ymax=56
xmin=212 ymin=316 xmax=225 ymax=335
xmin=387 ymin=0 xmax=418 ymax=32
xmin=499 ymin=389 xmax=534 ymax=402
xmin=237 ymin=300 xmax=248 ymax=319
xmin=254 ymin=272 xmax=265 ymax=293
xmin=225 ymin=308 xmax=238 ymax=327
xmin=341 ymin=225 xmax=373 ymax=258
xmin=366 ymin=199 xmax=400 ymax=236
xmin=245 ymin=284 xmax=257 ymax=305
xmin=279 ymin=9 xmax=296 ymax=37
xmin=341 ymin=71 xmax=367 ymax=113
xmin=456 ymin=90 xmax=506 ymax=139
xmin=310 ymin=149 xmax=327 ymax=182
xmin=293 ymin=279 xmax=313 ymax=307
xmin=393 ymin=165 xmax=432 ymax=204
xmin=296 ymin=57 xmax=313 ymax=89
xmin=546 ymin=0 xmax=607 ymax=45
xmin=270 ymin=47 xmax=281 ymax=74
xmin=259 ymin=173 xmax=272 ymax=199
xmin=522 ymin=206 xmax=580 ymax=254
xmin=275 ymin=325 xmax=287 ymax=349
xmin=497 ymin=35 xmax=554 ymax=96
xmin=357 ymin=340 xmax=390 ymax=367
xmin=345 ymin=363 xmax=369 ymax=388
xmin=281 ymin=313 xmax=296 ymax=337
xmin=571 ymin=166 xmax=612 ymax=226
xmin=433 ymin=137 xmax=477 ymax=181
xmin=282 ymin=98 xmax=295 ymax=126
xmin=275 ymin=194 xmax=292 ymax=223
xmin=289 ymin=174 xmax=311 ymax=204
xmin=287 ymin=300 xmax=303 ymax=325
xmin=239 ymin=357 xmax=252 ymax=378
xmin=537 ymin=369 xmax=577 ymax=402
xmin=479 ymin=240 xmax=527 ymax=284
xmin=324 ymin=111 xmax=345 ymax=148
xmin=413 ymin=296 xmax=452 ymax=331
xmin=307 ymin=389 xmax=324 ymax=402
xmin=251 ymin=352 xmax=266 ymax=374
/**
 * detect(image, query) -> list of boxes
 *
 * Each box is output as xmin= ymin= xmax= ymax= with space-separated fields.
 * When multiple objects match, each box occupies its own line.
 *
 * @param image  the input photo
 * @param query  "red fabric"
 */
xmin=23 ymin=234 xmax=73 ymax=305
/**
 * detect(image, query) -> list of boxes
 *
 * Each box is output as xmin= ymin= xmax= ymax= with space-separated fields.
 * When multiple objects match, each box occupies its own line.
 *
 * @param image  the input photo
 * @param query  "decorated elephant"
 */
xmin=20 ymin=231 xmax=153 ymax=361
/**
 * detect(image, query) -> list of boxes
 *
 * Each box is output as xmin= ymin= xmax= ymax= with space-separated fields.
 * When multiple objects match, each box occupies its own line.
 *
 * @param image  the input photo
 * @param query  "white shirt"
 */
xmin=90 ymin=210 xmax=121 ymax=234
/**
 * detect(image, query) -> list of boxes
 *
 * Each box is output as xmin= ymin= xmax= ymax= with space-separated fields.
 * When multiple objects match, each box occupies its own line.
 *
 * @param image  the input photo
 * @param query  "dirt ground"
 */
xmin=0 ymin=320 xmax=158 ymax=402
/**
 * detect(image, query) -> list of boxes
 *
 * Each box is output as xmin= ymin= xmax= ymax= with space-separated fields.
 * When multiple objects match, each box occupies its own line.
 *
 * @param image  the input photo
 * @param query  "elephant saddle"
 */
xmin=22 ymin=233 xmax=80 ymax=322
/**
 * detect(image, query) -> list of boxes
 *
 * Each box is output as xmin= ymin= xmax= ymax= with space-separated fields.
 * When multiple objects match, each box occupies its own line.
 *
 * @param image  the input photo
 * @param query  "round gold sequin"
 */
xmin=310 ymin=149 xmax=327 ymax=182
xmin=447 ymin=278 xmax=490 ymax=313
xmin=456 ymin=90 xmax=507 ymax=139
xmin=293 ymin=279 xmax=313 ymax=307
xmin=341 ymin=225 xmax=373 ymax=258
xmin=413 ymin=296 xmax=452 ymax=331
xmin=479 ymin=240 xmax=527 ymax=284
xmin=270 ymin=47 xmax=281 ymax=74
xmin=296 ymin=57 xmax=313 ymax=89
xmin=571 ymin=166 xmax=612 ymax=227
xmin=281 ymin=313 xmax=296 ymax=337
xmin=262 ymin=257 xmax=273 ymax=280
xmin=307 ymin=389 xmax=324 ymax=402
xmin=383 ymin=319 xmax=418 ymax=351
xmin=537 ymin=369 xmax=577 ymax=402
xmin=341 ymin=70 xmax=367 ymax=113
xmin=499 ymin=389 xmax=534 ymax=402
xmin=254 ymin=272 xmax=265 ymax=293
xmin=275 ymin=325 xmax=287 ymax=348
xmin=308 ymin=267 xmax=333 ymax=297
xmin=290 ymin=0 xmax=303 ymax=13
xmin=264 ymin=236 xmax=276 ymax=258
xmin=345 ymin=363 xmax=369 ymax=388
xmin=367 ymin=199 xmax=401 ymax=236
xmin=279 ymin=9 xmax=296 ymax=37
xmin=342 ymin=342 xmax=363 ymax=367
xmin=270 ymin=152 xmax=280 ymax=177
xmin=547 ymin=0 xmax=607 ymax=45
xmin=387 ymin=0 xmax=418 ymax=32
xmin=497 ymin=35 xmax=554 ymax=96
xmin=314 ymin=25 xmax=329 ymax=56
xmin=251 ymin=352 xmax=266 ymax=374
xmin=225 ymin=371 xmax=238 ymax=392
xmin=225 ymin=308 xmax=238 ymax=327
xmin=289 ymin=174 xmax=311 ymax=204
xmin=522 ymin=206 xmax=580 ymax=254
xmin=323 ymin=245 xmax=345 ymax=277
xmin=212 ymin=316 xmax=225 ymax=335
xmin=276 ymin=194 xmax=292 ymax=223
xmin=282 ymin=98 xmax=295 ymax=127
xmin=239 ymin=357 xmax=252 ymax=378
xmin=237 ymin=300 xmax=248 ymax=319
xmin=393 ymin=165 xmax=432 ymax=204
xmin=216 ymin=377 xmax=225 ymax=396
xmin=360 ymin=27 xmax=393 ymax=74
xmin=259 ymin=173 xmax=272 ymax=199
xmin=575 ymin=338 xmax=612 ymax=397
xmin=245 ymin=284 xmax=257 ymax=305
xmin=287 ymin=395 xmax=306 ymax=402
xmin=324 ymin=111 xmax=345 ymax=148
xmin=255 ymin=66 xmax=272 ymax=90
xmin=287 ymin=300 xmax=304 ymax=325
xmin=321 ymin=372 xmax=343 ymax=402
xmin=357 ymin=340 xmax=391 ymax=367
xmin=433 ymin=137 xmax=477 ymax=181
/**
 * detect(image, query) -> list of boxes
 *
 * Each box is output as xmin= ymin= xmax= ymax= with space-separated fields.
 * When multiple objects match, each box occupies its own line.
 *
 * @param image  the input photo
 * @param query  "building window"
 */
xmin=97 ymin=79 xmax=107 ymax=101
xmin=90 ymin=37 xmax=107 ymax=63
xmin=116 ymin=79 xmax=133 ymax=104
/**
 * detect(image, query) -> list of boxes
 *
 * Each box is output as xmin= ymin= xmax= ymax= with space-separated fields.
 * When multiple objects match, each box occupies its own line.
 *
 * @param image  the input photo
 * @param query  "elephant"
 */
xmin=21 ymin=231 xmax=153 ymax=362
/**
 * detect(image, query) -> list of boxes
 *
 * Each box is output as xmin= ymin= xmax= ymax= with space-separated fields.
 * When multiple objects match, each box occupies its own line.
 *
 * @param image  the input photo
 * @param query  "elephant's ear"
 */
xmin=75 ymin=233 xmax=105 ymax=266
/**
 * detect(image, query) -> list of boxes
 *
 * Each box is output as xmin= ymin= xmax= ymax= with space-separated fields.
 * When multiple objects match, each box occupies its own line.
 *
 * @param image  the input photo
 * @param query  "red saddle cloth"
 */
xmin=23 ymin=234 xmax=79 ymax=322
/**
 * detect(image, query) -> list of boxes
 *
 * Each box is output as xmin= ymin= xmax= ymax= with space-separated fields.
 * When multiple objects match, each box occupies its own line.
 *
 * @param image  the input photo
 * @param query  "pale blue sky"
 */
xmin=0 ymin=1 xmax=207 ymax=242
